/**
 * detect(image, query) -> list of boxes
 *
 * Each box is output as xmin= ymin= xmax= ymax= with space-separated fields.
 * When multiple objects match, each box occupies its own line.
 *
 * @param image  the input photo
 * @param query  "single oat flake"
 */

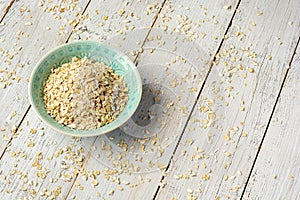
xmin=44 ymin=57 xmax=128 ymax=130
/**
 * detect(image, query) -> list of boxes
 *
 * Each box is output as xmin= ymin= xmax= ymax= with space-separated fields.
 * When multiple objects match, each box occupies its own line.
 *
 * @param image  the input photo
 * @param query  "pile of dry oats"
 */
xmin=44 ymin=57 xmax=128 ymax=130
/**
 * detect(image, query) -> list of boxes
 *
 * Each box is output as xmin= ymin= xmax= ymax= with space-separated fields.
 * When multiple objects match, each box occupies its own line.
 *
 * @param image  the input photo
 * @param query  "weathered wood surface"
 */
xmin=66 ymin=0 xmax=241 ymax=199
xmin=0 ymin=0 xmax=166 ymax=199
xmin=0 ymin=108 xmax=95 ymax=199
xmin=155 ymin=0 xmax=300 ymax=199
xmin=244 ymin=45 xmax=300 ymax=200
xmin=0 ymin=0 xmax=91 ymax=154
xmin=0 ymin=0 xmax=298 ymax=199
xmin=0 ymin=0 xmax=14 ymax=20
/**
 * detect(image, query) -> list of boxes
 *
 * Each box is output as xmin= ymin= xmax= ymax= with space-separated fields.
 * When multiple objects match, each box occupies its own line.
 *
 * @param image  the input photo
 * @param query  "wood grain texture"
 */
xmin=155 ymin=0 xmax=300 ymax=199
xmin=66 ymin=0 xmax=241 ymax=199
xmin=0 ymin=0 xmax=165 ymax=199
xmin=0 ymin=0 xmax=14 ymax=20
xmin=0 ymin=0 xmax=91 ymax=154
xmin=0 ymin=0 xmax=298 ymax=199
xmin=0 ymin=109 xmax=95 ymax=199
xmin=244 ymin=44 xmax=300 ymax=200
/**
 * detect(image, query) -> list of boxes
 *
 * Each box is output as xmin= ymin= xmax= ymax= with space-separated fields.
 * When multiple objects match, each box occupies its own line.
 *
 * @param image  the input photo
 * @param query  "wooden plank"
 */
xmin=0 ymin=0 xmax=91 ymax=154
xmin=0 ymin=109 xmax=95 ymax=199
xmin=0 ymin=0 xmax=165 ymax=199
xmin=155 ymin=0 xmax=300 ymax=199
xmin=68 ymin=0 xmax=166 ymax=62
xmin=244 ymin=44 xmax=300 ymax=199
xmin=0 ymin=0 xmax=92 ymax=198
xmin=66 ymin=0 xmax=241 ymax=199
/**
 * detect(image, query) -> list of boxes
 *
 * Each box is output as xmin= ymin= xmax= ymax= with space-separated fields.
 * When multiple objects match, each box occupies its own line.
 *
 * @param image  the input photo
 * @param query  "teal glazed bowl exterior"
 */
xmin=29 ymin=41 xmax=142 ymax=137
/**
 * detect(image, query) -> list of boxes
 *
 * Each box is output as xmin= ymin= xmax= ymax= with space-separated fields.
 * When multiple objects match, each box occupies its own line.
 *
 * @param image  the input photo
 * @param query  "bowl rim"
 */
xmin=29 ymin=40 xmax=142 ymax=137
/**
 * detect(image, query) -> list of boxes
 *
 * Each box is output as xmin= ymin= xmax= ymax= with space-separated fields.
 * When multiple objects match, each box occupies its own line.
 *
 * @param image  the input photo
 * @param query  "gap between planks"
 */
xmin=65 ymin=0 xmax=92 ymax=43
xmin=213 ymin=30 xmax=271 ymax=198
xmin=152 ymin=0 xmax=243 ymax=199
xmin=0 ymin=0 xmax=15 ymax=22
xmin=240 ymin=36 xmax=300 ymax=200
xmin=63 ymin=0 xmax=168 ymax=199
xmin=132 ymin=0 xmax=167 ymax=64
xmin=0 ymin=105 xmax=30 ymax=160
xmin=213 ymin=35 xmax=299 ymax=199
xmin=63 ymin=138 xmax=98 ymax=199
xmin=0 ymin=2 xmax=167 ymax=196
xmin=0 ymin=0 xmax=93 ymax=163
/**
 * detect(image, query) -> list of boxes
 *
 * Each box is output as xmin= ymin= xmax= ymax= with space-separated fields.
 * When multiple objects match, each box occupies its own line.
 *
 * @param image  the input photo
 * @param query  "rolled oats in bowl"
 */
xmin=29 ymin=41 xmax=142 ymax=137
xmin=43 ymin=57 xmax=128 ymax=130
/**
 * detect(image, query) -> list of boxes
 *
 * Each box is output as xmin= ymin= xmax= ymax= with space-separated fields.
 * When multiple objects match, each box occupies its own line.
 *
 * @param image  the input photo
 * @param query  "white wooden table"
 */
xmin=0 ymin=0 xmax=299 ymax=199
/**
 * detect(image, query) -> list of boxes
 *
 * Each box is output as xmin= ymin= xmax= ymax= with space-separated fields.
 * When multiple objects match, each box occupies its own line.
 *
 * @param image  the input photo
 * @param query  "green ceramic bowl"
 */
xmin=29 ymin=41 xmax=142 ymax=137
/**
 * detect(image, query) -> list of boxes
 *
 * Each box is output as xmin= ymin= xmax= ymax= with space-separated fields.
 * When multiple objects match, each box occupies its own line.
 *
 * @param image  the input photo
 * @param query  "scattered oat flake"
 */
xmin=10 ymin=111 xmax=17 ymax=118
xmin=91 ymin=179 xmax=98 ymax=187
xmin=256 ymin=11 xmax=263 ymax=16
xmin=224 ymin=151 xmax=231 ymax=157
xmin=27 ymin=140 xmax=35 ymax=147
xmin=288 ymin=173 xmax=294 ymax=179
xmin=30 ymin=128 xmax=37 ymax=134
xmin=201 ymin=174 xmax=210 ymax=181
xmin=237 ymin=170 xmax=243 ymax=176
xmin=157 ymin=163 xmax=168 ymax=170
xmin=25 ymin=21 xmax=32 ymax=26
xmin=223 ymin=5 xmax=232 ymax=10
xmin=117 ymin=186 xmax=123 ymax=191
xmin=247 ymin=68 xmax=254 ymax=73
xmin=223 ymin=175 xmax=228 ymax=181
xmin=102 ymin=15 xmax=108 ymax=21
xmin=108 ymin=190 xmax=114 ymax=196
xmin=250 ymin=21 xmax=256 ymax=26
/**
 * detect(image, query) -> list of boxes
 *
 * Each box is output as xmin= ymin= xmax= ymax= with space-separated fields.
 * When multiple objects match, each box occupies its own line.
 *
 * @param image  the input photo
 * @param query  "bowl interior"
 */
xmin=29 ymin=41 xmax=142 ymax=137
